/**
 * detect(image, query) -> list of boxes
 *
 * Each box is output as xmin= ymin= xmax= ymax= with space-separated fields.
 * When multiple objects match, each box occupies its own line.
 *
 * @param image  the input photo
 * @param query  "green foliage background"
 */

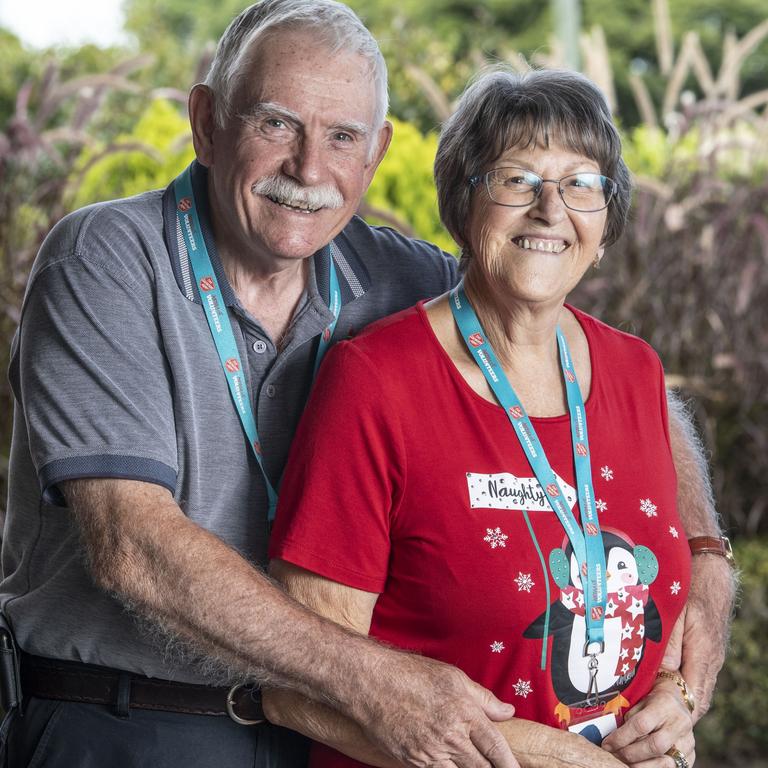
xmin=1 ymin=2 xmax=767 ymax=764
xmin=117 ymin=0 xmax=768 ymax=130
xmin=71 ymin=99 xmax=194 ymax=208
xmin=696 ymin=538 xmax=768 ymax=765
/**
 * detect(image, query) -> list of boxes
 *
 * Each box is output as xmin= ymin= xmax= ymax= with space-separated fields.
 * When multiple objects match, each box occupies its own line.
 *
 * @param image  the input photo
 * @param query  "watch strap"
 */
xmin=688 ymin=535 xmax=735 ymax=565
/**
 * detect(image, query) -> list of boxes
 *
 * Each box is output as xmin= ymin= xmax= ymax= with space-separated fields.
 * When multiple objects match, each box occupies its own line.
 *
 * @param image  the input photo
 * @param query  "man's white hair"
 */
xmin=204 ymin=0 xmax=389 ymax=131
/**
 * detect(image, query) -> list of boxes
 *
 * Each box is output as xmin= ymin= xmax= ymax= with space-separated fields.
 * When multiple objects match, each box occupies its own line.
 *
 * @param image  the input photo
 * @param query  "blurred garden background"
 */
xmin=0 ymin=0 xmax=766 ymax=763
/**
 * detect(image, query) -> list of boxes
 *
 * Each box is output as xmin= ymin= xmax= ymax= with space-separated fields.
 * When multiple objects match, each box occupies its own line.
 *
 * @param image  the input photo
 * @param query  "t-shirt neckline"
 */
xmin=414 ymin=299 xmax=600 ymax=424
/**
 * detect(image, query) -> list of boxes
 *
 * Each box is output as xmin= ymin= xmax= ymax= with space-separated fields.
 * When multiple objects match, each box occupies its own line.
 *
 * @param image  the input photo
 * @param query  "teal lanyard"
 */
xmin=450 ymin=281 xmax=607 ymax=652
xmin=173 ymin=167 xmax=340 ymax=520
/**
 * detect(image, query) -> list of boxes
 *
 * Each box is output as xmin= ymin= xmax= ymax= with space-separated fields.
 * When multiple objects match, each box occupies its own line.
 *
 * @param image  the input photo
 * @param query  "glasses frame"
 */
xmin=468 ymin=166 xmax=617 ymax=213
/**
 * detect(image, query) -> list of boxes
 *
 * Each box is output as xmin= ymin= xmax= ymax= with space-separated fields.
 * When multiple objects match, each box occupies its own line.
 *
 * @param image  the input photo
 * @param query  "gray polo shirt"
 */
xmin=1 ymin=161 xmax=457 ymax=682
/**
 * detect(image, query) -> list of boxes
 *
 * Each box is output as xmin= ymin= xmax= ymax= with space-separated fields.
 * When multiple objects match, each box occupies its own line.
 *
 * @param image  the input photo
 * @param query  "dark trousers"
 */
xmin=4 ymin=697 xmax=310 ymax=768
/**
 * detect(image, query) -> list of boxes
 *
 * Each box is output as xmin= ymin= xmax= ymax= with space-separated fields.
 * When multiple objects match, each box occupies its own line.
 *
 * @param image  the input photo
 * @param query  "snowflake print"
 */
xmin=600 ymin=465 xmax=614 ymax=481
xmin=670 ymin=581 xmax=682 ymax=595
xmin=513 ymin=679 xmax=533 ymax=698
xmin=515 ymin=572 xmax=535 ymax=593
xmin=490 ymin=641 xmax=505 ymax=653
xmin=595 ymin=499 xmax=608 ymax=513
xmin=484 ymin=527 xmax=509 ymax=549
xmin=640 ymin=498 xmax=658 ymax=517
xmin=669 ymin=526 xmax=679 ymax=538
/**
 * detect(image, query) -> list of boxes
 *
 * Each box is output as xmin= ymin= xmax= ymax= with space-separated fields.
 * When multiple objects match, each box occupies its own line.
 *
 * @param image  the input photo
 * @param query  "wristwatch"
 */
xmin=656 ymin=670 xmax=695 ymax=713
xmin=688 ymin=535 xmax=735 ymax=566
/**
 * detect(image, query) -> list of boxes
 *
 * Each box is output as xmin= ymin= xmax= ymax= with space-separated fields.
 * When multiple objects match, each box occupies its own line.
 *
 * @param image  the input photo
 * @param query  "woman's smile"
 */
xmin=511 ymin=236 xmax=570 ymax=253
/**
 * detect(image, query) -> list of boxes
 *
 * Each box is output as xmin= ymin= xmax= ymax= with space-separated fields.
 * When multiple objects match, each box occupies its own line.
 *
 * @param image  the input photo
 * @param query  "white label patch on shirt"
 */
xmin=466 ymin=472 xmax=577 ymax=511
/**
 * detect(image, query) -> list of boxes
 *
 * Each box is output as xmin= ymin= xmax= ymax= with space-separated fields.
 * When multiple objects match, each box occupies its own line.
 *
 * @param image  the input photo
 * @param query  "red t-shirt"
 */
xmin=270 ymin=303 xmax=691 ymax=766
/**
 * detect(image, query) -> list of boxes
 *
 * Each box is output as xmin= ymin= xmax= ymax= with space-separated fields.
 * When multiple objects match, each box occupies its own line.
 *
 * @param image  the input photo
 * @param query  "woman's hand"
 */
xmin=601 ymin=676 xmax=695 ymax=767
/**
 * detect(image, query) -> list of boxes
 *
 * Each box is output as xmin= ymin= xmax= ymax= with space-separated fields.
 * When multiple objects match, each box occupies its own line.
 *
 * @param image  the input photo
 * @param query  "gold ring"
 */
xmin=665 ymin=746 xmax=689 ymax=768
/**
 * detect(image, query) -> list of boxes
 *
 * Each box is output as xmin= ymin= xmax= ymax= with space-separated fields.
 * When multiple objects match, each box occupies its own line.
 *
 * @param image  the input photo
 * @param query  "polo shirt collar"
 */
xmin=161 ymin=161 xmax=372 ymax=312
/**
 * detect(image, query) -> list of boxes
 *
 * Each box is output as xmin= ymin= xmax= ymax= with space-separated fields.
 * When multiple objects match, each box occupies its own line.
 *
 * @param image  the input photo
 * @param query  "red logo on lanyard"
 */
xmin=581 ymin=562 xmax=588 ymax=577
xmin=225 ymin=358 xmax=240 ymax=373
xmin=508 ymin=406 xmax=524 ymax=419
xmin=546 ymin=483 xmax=559 ymax=497
xmin=253 ymin=441 xmax=262 ymax=455
xmin=199 ymin=276 xmax=216 ymax=292
xmin=178 ymin=197 xmax=192 ymax=212
xmin=591 ymin=606 xmax=604 ymax=620
xmin=322 ymin=327 xmax=331 ymax=342
xmin=565 ymin=369 xmax=576 ymax=383
xmin=585 ymin=522 xmax=598 ymax=536
xmin=468 ymin=333 xmax=484 ymax=347
xmin=576 ymin=443 xmax=588 ymax=456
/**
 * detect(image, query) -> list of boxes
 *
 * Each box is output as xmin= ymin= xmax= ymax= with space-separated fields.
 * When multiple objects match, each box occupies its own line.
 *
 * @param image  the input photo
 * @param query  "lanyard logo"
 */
xmin=225 ymin=358 xmax=240 ymax=373
xmin=199 ymin=276 xmax=216 ymax=292
xmin=468 ymin=332 xmax=484 ymax=347
xmin=178 ymin=197 xmax=193 ymax=212
xmin=508 ymin=405 xmax=524 ymax=419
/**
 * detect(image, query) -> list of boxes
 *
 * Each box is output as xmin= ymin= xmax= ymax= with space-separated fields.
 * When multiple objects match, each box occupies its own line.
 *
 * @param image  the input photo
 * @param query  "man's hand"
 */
xmin=602 ymin=677 xmax=695 ymax=766
xmin=660 ymin=555 xmax=736 ymax=722
xmin=495 ymin=718 xmax=625 ymax=768
xmin=358 ymin=652 xmax=518 ymax=768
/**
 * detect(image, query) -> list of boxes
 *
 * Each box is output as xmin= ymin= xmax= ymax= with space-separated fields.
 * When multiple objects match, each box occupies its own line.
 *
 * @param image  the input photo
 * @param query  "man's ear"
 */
xmin=362 ymin=119 xmax=393 ymax=189
xmin=188 ymin=84 xmax=217 ymax=168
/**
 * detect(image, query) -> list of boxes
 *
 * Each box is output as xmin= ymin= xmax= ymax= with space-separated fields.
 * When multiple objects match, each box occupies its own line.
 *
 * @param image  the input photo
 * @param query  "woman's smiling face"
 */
xmin=466 ymin=141 xmax=609 ymax=309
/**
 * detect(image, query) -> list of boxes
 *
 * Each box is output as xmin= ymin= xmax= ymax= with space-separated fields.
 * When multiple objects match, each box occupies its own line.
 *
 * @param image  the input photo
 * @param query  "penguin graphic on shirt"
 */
xmin=524 ymin=528 xmax=661 ymax=740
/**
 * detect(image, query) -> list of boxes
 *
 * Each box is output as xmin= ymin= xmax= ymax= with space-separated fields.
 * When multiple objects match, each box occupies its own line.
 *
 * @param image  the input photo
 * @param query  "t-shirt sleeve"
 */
xmin=12 ymin=244 xmax=178 ymax=506
xmin=269 ymin=341 xmax=405 ymax=593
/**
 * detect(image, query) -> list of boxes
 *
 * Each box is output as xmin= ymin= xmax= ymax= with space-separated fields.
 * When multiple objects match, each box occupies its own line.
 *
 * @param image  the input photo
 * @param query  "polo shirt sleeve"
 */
xmin=269 ymin=341 xmax=405 ymax=594
xmin=13 ymin=229 xmax=178 ymax=506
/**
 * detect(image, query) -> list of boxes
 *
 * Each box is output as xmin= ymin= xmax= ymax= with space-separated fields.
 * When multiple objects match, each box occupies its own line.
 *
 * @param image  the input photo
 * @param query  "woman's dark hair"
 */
xmin=434 ymin=68 xmax=632 ymax=251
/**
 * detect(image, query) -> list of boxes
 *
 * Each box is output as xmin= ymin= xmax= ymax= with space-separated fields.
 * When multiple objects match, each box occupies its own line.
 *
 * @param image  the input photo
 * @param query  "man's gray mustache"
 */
xmin=251 ymin=175 xmax=344 ymax=210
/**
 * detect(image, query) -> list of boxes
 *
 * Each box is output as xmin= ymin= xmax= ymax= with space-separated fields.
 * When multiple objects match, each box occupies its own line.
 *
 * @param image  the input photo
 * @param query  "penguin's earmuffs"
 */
xmin=548 ymin=528 xmax=659 ymax=588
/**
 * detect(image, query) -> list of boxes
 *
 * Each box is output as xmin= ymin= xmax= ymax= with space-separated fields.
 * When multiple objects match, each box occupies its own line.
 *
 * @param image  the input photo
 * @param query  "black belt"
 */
xmin=20 ymin=653 xmax=265 ymax=723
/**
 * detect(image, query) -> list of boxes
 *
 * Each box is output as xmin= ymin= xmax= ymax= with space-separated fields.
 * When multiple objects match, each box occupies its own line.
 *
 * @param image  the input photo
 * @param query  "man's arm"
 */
xmin=62 ymin=477 xmax=518 ymax=768
xmin=265 ymin=560 xmax=624 ymax=768
xmin=664 ymin=390 xmax=737 ymax=721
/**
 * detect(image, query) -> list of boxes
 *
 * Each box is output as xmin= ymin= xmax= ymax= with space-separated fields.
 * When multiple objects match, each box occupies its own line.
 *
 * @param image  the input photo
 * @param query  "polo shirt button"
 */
xmin=266 ymin=384 xmax=276 ymax=398
xmin=253 ymin=340 xmax=268 ymax=354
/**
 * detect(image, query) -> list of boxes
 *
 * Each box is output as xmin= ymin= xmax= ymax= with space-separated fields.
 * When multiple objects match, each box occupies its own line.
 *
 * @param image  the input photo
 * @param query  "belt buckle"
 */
xmin=226 ymin=682 xmax=265 ymax=725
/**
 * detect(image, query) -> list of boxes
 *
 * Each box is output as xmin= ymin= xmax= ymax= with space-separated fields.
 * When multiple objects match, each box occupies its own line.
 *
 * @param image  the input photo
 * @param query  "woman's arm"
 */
xmin=264 ymin=560 xmax=625 ymax=768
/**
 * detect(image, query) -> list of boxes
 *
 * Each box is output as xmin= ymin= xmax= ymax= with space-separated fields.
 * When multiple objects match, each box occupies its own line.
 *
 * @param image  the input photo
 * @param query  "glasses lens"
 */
xmin=559 ymin=174 xmax=615 ymax=211
xmin=486 ymin=168 xmax=540 ymax=206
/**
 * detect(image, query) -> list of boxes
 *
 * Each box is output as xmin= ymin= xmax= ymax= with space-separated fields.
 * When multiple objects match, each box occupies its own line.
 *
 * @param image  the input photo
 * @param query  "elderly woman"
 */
xmin=265 ymin=69 xmax=696 ymax=768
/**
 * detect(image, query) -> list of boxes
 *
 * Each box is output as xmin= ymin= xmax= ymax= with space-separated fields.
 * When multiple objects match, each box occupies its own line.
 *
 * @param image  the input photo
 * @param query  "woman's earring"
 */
xmin=593 ymin=252 xmax=603 ymax=269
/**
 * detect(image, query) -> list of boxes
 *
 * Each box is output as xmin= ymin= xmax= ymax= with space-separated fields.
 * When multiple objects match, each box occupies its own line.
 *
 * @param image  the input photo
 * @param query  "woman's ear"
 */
xmin=594 ymin=246 xmax=605 ymax=268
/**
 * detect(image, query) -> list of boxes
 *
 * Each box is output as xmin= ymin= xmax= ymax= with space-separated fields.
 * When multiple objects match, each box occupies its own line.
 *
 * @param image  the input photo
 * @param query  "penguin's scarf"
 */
xmin=560 ymin=584 xmax=650 ymax=678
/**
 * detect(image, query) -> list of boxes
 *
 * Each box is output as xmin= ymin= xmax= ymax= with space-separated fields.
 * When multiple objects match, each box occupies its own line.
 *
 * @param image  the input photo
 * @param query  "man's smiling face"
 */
xmin=200 ymin=28 xmax=390 ymax=270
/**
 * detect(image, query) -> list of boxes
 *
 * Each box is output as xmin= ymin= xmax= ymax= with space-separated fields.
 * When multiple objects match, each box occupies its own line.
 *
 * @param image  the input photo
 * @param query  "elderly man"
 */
xmin=1 ymin=1 xmax=734 ymax=767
